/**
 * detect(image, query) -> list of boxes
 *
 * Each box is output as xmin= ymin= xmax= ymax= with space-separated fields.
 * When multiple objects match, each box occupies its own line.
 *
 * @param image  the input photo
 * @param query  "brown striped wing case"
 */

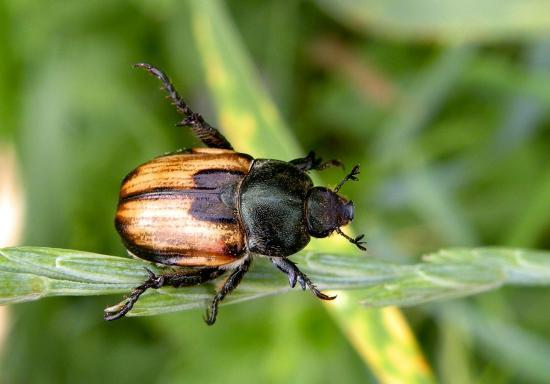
xmin=115 ymin=148 xmax=253 ymax=267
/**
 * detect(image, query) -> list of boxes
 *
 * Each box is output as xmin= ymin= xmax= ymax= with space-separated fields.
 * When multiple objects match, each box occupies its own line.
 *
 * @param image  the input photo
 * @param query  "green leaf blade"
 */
xmin=2 ymin=246 xmax=550 ymax=313
xmin=315 ymin=0 xmax=550 ymax=43
xmin=360 ymin=263 xmax=504 ymax=308
xmin=424 ymin=247 xmax=550 ymax=284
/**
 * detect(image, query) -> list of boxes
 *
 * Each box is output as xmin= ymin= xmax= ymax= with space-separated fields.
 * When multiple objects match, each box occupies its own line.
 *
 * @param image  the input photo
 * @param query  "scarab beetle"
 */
xmin=104 ymin=63 xmax=366 ymax=325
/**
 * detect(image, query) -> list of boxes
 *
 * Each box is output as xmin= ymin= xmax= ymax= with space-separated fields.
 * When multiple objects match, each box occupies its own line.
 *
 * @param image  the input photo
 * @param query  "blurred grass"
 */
xmin=1 ymin=0 xmax=550 ymax=383
xmin=315 ymin=0 xmax=550 ymax=43
xmin=3 ymin=246 xmax=550 ymax=311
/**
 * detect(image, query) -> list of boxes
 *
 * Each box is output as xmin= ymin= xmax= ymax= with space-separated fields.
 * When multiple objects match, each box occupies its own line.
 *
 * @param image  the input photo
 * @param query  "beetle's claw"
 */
xmin=203 ymin=311 xmax=216 ymax=326
xmin=204 ymin=304 xmax=218 ymax=326
xmin=312 ymin=287 xmax=337 ymax=301
xmin=305 ymin=277 xmax=336 ymax=300
xmin=104 ymin=299 xmax=132 ymax=321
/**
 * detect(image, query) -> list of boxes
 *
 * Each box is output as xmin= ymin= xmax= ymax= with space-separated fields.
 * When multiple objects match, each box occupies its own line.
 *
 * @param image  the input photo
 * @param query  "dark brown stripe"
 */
xmin=118 ymin=190 xmax=238 ymax=225
xmin=122 ymin=239 xmax=242 ymax=267
xmin=193 ymin=169 xmax=245 ymax=189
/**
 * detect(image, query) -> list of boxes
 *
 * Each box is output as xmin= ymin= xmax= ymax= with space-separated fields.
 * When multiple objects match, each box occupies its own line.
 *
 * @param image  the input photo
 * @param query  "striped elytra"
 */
xmin=115 ymin=148 xmax=253 ymax=267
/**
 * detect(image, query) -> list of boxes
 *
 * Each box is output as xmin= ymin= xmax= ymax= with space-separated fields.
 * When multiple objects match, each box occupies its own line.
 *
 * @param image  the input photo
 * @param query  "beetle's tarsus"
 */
xmin=309 ymin=285 xmax=337 ymax=301
xmin=134 ymin=62 xmax=233 ymax=150
xmin=204 ymin=257 xmax=251 ymax=326
xmin=290 ymin=151 xmax=343 ymax=172
xmin=270 ymin=257 xmax=335 ymax=300
xmin=104 ymin=273 xmax=156 ymax=321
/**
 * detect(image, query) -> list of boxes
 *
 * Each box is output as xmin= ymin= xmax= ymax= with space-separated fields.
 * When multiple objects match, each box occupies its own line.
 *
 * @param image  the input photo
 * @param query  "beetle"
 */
xmin=104 ymin=63 xmax=366 ymax=325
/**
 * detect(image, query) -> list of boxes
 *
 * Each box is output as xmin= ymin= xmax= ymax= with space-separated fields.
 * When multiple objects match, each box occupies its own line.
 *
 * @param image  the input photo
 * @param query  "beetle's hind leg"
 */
xmin=104 ymin=267 xmax=224 ymax=321
xmin=270 ymin=257 xmax=336 ymax=300
xmin=134 ymin=63 xmax=233 ymax=150
xmin=204 ymin=257 xmax=251 ymax=326
xmin=290 ymin=151 xmax=343 ymax=172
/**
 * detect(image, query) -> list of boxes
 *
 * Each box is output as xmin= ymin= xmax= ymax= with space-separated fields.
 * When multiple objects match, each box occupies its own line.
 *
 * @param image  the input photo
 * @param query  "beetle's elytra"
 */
xmin=105 ymin=63 xmax=365 ymax=325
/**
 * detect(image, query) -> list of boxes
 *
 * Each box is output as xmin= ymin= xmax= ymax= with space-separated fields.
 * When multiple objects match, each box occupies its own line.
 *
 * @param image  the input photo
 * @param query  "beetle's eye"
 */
xmin=345 ymin=201 xmax=354 ymax=221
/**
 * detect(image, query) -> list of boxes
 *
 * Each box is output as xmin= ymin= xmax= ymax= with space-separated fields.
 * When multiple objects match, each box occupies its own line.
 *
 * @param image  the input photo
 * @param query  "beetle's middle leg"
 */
xmin=104 ymin=267 xmax=224 ymax=321
xmin=134 ymin=63 xmax=233 ymax=150
xmin=204 ymin=257 xmax=251 ymax=326
xmin=290 ymin=151 xmax=343 ymax=172
xmin=270 ymin=257 xmax=336 ymax=301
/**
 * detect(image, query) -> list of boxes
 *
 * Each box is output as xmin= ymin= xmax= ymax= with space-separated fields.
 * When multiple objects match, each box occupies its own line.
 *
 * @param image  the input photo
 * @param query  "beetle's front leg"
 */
xmin=270 ymin=257 xmax=336 ymax=301
xmin=204 ymin=257 xmax=251 ymax=326
xmin=290 ymin=151 xmax=343 ymax=172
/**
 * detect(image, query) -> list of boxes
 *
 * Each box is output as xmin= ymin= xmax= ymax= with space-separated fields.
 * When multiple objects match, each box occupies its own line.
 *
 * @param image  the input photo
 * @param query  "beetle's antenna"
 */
xmin=336 ymin=228 xmax=367 ymax=251
xmin=334 ymin=165 xmax=360 ymax=193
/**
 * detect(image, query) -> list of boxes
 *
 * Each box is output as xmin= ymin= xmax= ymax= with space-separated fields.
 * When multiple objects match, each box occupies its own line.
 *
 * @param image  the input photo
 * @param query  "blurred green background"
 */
xmin=1 ymin=0 xmax=550 ymax=383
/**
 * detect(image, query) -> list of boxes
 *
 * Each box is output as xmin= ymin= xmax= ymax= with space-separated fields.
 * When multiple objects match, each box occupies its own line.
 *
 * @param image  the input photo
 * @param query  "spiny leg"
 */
xmin=270 ymin=257 xmax=336 ymax=300
xmin=104 ymin=267 xmax=224 ymax=321
xmin=204 ymin=257 xmax=251 ymax=326
xmin=290 ymin=151 xmax=343 ymax=172
xmin=134 ymin=63 xmax=233 ymax=150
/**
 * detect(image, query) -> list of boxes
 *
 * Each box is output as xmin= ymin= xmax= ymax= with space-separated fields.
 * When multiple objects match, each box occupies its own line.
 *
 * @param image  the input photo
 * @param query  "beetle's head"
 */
xmin=306 ymin=187 xmax=353 ymax=237
xmin=305 ymin=165 xmax=366 ymax=251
